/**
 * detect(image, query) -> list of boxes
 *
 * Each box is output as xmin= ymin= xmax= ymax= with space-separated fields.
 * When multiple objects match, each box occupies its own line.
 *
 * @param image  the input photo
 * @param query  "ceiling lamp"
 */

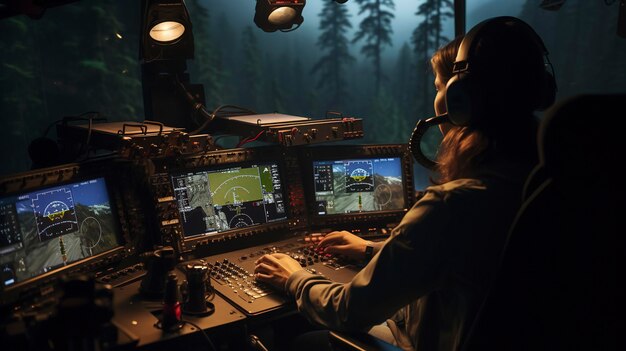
xmin=141 ymin=0 xmax=194 ymax=62
xmin=254 ymin=0 xmax=306 ymax=32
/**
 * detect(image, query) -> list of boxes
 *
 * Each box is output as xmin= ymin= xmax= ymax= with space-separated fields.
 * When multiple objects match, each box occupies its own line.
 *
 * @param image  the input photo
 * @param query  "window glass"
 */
xmin=1 ymin=0 xmax=624 ymax=188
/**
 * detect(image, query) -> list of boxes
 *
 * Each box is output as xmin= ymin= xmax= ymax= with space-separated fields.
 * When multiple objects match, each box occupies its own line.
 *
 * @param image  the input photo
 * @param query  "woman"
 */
xmin=254 ymin=17 xmax=551 ymax=351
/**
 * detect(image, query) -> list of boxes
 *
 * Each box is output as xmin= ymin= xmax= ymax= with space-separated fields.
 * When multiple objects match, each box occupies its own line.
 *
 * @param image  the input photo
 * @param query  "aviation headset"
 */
xmin=446 ymin=16 xmax=557 ymax=126
xmin=409 ymin=16 xmax=557 ymax=169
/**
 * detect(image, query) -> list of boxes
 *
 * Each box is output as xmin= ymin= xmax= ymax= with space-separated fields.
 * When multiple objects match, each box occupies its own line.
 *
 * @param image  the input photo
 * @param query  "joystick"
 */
xmin=181 ymin=262 xmax=215 ymax=316
xmin=139 ymin=246 xmax=177 ymax=300
xmin=155 ymin=273 xmax=184 ymax=332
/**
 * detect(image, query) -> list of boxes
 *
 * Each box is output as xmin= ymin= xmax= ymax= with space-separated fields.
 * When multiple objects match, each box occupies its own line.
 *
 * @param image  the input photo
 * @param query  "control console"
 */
xmin=187 ymin=233 xmax=366 ymax=316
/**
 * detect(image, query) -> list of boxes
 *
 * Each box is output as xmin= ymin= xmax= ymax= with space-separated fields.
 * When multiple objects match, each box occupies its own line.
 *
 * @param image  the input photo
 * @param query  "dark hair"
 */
xmin=431 ymin=22 xmax=542 ymax=183
xmin=430 ymin=37 xmax=490 ymax=183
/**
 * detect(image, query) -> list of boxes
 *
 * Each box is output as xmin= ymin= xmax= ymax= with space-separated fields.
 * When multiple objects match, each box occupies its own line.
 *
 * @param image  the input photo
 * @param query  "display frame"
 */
xmin=169 ymin=159 xmax=290 ymax=240
xmin=154 ymin=146 xmax=302 ymax=255
xmin=299 ymin=144 xmax=415 ymax=228
xmin=0 ymin=162 xmax=127 ymax=295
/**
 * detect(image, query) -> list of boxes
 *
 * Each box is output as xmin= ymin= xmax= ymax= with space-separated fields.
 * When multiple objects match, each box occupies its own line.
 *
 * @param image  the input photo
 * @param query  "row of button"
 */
xmin=207 ymin=260 xmax=272 ymax=302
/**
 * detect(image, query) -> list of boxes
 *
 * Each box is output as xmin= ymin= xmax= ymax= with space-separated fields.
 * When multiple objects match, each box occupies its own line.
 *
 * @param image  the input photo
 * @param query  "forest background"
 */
xmin=1 ymin=0 xmax=625 ymax=188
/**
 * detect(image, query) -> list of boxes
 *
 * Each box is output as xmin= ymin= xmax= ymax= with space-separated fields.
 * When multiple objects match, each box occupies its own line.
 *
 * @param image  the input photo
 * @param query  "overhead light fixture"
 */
xmin=149 ymin=21 xmax=186 ymax=42
xmin=254 ymin=0 xmax=306 ymax=32
xmin=140 ymin=0 xmax=207 ymax=131
xmin=141 ymin=0 xmax=194 ymax=62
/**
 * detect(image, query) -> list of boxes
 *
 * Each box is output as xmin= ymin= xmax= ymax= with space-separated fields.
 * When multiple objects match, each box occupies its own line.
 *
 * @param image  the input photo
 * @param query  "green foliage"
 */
xmin=394 ymin=43 xmax=414 ymax=113
xmin=2 ymin=63 xmax=35 ymax=79
xmin=352 ymin=0 xmax=395 ymax=94
xmin=1 ymin=0 xmax=625 ymax=178
xmin=79 ymin=60 xmax=108 ymax=73
xmin=411 ymin=0 xmax=453 ymax=119
xmin=312 ymin=2 xmax=354 ymax=111
xmin=186 ymin=0 xmax=225 ymax=109
xmin=0 ymin=0 xmax=143 ymax=175
xmin=0 ymin=17 xmax=44 ymax=173
xmin=239 ymin=26 xmax=262 ymax=110
xmin=369 ymin=89 xmax=412 ymax=144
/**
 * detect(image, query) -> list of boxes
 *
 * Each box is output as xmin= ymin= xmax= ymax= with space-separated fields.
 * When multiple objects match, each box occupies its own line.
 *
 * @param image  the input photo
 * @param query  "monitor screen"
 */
xmin=171 ymin=162 xmax=287 ymax=238
xmin=313 ymin=157 xmax=406 ymax=215
xmin=0 ymin=177 xmax=122 ymax=288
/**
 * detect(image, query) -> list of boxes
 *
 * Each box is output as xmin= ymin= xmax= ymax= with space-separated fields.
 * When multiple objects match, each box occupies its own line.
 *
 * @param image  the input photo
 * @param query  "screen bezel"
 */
xmin=300 ymin=144 xmax=414 ymax=226
xmin=169 ymin=158 xmax=291 ymax=240
xmin=0 ymin=165 xmax=125 ymax=292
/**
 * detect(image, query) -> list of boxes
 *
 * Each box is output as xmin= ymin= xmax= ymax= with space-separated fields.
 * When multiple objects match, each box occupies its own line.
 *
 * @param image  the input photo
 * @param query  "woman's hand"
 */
xmin=317 ymin=231 xmax=371 ymax=261
xmin=254 ymin=253 xmax=304 ymax=291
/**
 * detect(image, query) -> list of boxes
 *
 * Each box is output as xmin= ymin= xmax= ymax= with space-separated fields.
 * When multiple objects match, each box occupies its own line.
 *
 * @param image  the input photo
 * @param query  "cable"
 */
xmin=172 ymin=75 xmax=256 ymax=135
xmin=236 ymin=130 xmax=266 ymax=148
xmin=42 ymin=118 xmax=64 ymax=138
xmin=182 ymin=319 xmax=217 ymax=351
xmin=174 ymin=75 xmax=256 ymax=135
xmin=189 ymin=104 xmax=257 ymax=135
xmin=71 ymin=113 xmax=106 ymax=162
xmin=42 ymin=111 xmax=102 ymax=138
xmin=78 ymin=115 xmax=94 ymax=161
xmin=50 ymin=111 xmax=106 ymax=162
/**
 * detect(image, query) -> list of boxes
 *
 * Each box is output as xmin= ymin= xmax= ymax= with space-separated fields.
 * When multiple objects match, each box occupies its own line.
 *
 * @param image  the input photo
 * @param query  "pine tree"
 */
xmin=292 ymin=56 xmax=308 ymax=115
xmin=186 ymin=0 xmax=224 ymax=108
xmin=411 ymin=0 xmax=453 ymax=117
xmin=239 ymin=26 xmax=262 ymax=110
xmin=215 ymin=14 xmax=235 ymax=103
xmin=431 ymin=0 xmax=453 ymax=49
xmin=263 ymin=53 xmax=286 ymax=113
xmin=0 ymin=0 xmax=143 ymax=174
xmin=0 ymin=17 xmax=44 ymax=174
xmin=370 ymin=88 xmax=410 ymax=143
xmin=102 ymin=1 xmax=143 ymax=120
xmin=352 ymin=0 xmax=395 ymax=95
xmin=311 ymin=2 xmax=355 ymax=111
xmin=394 ymin=42 xmax=414 ymax=119
xmin=53 ymin=0 xmax=142 ymax=120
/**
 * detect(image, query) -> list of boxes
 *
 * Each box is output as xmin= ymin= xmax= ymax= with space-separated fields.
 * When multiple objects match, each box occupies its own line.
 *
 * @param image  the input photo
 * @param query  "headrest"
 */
xmin=538 ymin=94 xmax=624 ymax=182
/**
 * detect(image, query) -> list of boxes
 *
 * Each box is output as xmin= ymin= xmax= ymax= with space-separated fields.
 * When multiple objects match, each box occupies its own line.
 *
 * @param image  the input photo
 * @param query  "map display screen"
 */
xmin=0 ymin=177 xmax=121 ymax=287
xmin=171 ymin=162 xmax=287 ymax=238
xmin=312 ymin=157 xmax=405 ymax=215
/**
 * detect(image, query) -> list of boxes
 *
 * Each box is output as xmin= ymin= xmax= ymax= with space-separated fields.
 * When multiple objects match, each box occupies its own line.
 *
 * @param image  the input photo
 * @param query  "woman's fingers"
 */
xmin=255 ymin=253 xmax=281 ymax=266
xmin=254 ymin=262 xmax=275 ymax=274
xmin=318 ymin=232 xmax=347 ymax=247
xmin=254 ymin=272 xmax=273 ymax=281
xmin=323 ymin=244 xmax=351 ymax=255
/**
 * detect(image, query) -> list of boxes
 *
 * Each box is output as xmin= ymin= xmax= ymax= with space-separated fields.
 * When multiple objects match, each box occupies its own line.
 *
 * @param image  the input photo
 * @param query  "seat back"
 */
xmin=463 ymin=94 xmax=623 ymax=350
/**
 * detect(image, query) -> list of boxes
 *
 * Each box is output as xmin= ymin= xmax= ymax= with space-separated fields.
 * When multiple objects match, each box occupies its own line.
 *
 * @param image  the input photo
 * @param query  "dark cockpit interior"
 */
xmin=0 ymin=1 xmax=622 ymax=350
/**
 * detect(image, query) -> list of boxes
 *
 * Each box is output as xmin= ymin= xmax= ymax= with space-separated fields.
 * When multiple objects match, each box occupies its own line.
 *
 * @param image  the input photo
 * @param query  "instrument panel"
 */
xmin=0 ymin=143 xmax=414 ymax=349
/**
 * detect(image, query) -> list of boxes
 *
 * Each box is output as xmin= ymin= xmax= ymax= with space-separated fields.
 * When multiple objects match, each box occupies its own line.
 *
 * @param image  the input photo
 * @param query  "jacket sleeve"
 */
xmin=285 ymin=191 xmax=452 ymax=331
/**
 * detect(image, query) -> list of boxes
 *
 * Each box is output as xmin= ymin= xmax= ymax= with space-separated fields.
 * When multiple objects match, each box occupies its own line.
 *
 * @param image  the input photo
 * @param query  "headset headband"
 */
xmin=453 ymin=16 xmax=549 ymax=74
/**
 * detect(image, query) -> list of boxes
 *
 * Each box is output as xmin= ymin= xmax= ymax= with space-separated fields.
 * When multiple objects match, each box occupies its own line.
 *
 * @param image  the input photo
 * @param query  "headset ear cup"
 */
xmin=537 ymin=70 xmax=557 ymax=110
xmin=445 ymin=73 xmax=473 ymax=126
